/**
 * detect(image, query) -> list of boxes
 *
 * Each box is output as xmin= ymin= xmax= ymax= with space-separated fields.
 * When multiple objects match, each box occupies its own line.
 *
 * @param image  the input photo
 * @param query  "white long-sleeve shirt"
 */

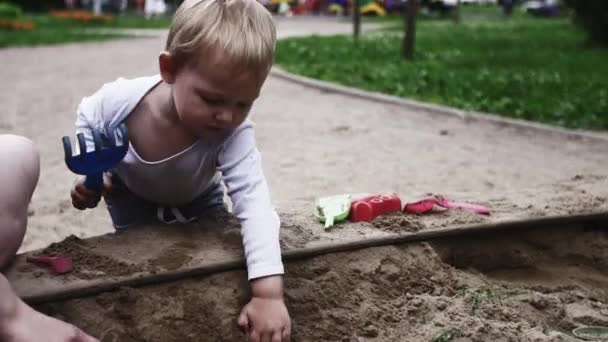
xmin=74 ymin=74 xmax=283 ymax=280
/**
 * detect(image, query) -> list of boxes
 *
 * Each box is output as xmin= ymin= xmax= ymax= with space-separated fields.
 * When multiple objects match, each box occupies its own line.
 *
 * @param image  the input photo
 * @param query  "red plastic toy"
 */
xmin=26 ymin=256 xmax=73 ymax=274
xmin=403 ymin=196 xmax=490 ymax=215
xmin=349 ymin=193 xmax=403 ymax=222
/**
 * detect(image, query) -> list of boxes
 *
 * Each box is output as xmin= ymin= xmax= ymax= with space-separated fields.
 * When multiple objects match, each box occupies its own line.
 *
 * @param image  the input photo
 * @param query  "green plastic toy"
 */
xmin=572 ymin=326 xmax=608 ymax=340
xmin=314 ymin=194 xmax=351 ymax=230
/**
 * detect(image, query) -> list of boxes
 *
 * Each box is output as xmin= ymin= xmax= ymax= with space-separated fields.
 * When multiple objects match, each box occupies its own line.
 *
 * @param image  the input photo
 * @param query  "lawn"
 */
xmin=276 ymin=6 xmax=608 ymax=130
xmin=0 ymin=12 xmax=170 ymax=48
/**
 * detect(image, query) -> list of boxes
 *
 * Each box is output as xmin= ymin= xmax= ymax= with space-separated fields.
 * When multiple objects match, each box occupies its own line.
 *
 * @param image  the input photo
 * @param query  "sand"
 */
xmin=35 ymin=219 xmax=608 ymax=342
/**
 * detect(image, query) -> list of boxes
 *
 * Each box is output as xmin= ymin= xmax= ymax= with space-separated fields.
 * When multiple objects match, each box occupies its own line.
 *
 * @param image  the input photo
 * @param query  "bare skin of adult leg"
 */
xmin=0 ymin=134 xmax=98 ymax=342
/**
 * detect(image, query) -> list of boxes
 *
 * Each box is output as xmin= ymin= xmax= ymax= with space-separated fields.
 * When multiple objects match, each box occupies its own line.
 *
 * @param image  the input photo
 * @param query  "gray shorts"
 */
xmin=103 ymin=174 xmax=225 ymax=230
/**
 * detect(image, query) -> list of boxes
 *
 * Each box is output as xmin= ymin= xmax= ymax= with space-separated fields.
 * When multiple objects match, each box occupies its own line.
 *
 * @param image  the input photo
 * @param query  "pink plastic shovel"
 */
xmin=26 ymin=256 xmax=73 ymax=274
xmin=404 ymin=196 xmax=490 ymax=215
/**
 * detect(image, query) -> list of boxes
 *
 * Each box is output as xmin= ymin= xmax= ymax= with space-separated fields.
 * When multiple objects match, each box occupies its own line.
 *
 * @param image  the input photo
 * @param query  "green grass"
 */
xmin=0 ymin=13 xmax=170 ymax=48
xmin=276 ymin=7 xmax=608 ymax=130
xmin=432 ymin=329 xmax=462 ymax=342
xmin=461 ymin=286 xmax=502 ymax=314
xmin=86 ymin=12 xmax=171 ymax=28
xmin=0 ymin=29 xmax=125 ymax=47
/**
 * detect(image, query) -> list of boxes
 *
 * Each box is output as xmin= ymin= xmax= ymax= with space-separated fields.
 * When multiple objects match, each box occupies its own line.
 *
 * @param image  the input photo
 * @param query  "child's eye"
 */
xmin=204 ymin=98 xmax=224 ymax=106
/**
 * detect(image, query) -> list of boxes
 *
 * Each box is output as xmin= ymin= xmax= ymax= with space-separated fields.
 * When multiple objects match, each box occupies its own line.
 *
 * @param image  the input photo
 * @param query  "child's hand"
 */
xmin=70 ymin=174 xmax=112 ymax=210
xmin=238 ymin=276 xmax=291 ymax=342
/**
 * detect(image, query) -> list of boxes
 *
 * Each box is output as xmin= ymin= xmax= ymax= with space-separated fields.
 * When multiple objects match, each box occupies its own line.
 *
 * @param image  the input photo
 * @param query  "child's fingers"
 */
xmin=281 ymin=327 xmax=291 ymax=342
xmin=271 ymin=331 xmax=282 ymax=342
xmin=71 ymin=188 xmax=89 ymax=210
xmin=73 ymin=327 xmax=100 ymax=342
xmin=74 ymin=179 xmax=100 ymax=197
xmin=257 ymin=332 xmax=269 ymax=342
xmin=77 ymin=186 xmax=101 ymax=203
xmin=72 ymin=192 xmax=99 ymax=209
xmin=71 ymin=196 xmax=87 ymax=210
xmin=71 ymin=182 xmax=101 ymax=209
xmin=102 ymin=173 xmax=113 ymax=196
xmin=248 ymin=330 xmax=261 ymax=342
xmin=237 ymin=309 xmax=249 ymax=334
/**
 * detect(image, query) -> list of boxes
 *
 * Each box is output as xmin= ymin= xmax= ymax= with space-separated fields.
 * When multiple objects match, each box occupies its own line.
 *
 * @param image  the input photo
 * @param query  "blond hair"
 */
xmin=166 ymin=0 xmax=276 ymax=72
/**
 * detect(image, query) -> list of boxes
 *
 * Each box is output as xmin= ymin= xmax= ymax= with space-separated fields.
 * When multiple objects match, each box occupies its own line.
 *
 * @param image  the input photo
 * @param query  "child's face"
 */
xmin=164 ymin=53 xmax=268 ymax=137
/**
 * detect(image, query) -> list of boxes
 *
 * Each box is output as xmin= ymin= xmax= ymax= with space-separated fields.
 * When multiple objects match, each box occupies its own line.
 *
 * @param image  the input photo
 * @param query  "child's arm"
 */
xmin=217 ymin=122 xmax=283 ymax=281
xmin=69 ymin=75 xmax=157 ymax=209
xmin=217 ymin=121 xmax=291 ymax=340
xmin=70 ymin=90 xmax=113 ymax=209
xmin=0 ymin=274 xmax=99 ymax=342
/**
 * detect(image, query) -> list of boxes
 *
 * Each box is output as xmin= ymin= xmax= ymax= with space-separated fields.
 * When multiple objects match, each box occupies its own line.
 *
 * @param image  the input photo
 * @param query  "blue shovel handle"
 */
xmin=84 ymin=172 xmax=103 ymax=193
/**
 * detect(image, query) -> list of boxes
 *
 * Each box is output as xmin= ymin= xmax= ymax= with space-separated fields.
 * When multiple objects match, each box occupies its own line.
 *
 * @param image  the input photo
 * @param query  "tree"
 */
xmin=353 ymin=0 xmax=361 ymax=40
xmin=563 ymin=0 xmax=608 ymax=47
xmin=453 ymin=0 xmax=461 ymax=24
xmin=93 ymin=0 xmax=102 ymax=15
xmin=402 ymin=0 xmax=418 ymax=59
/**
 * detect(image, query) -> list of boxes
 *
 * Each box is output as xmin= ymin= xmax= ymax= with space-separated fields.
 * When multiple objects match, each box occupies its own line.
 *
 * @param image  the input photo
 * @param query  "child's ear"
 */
xmin=159 ymin=51 xmax=176 ymax=84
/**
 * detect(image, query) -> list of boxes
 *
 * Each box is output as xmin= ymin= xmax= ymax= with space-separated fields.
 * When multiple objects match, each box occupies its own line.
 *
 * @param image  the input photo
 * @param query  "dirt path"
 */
xmin=0 ymin=17 xmax=606 ymax=253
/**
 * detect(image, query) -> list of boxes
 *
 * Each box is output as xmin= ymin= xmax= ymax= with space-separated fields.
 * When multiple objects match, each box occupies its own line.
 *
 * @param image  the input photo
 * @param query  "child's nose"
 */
xmin=215 ymin=109 xmax=233 ymax=125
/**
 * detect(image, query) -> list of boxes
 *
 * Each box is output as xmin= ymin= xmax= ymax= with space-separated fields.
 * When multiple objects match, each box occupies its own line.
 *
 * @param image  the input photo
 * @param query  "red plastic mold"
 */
xmin=26 ymin=256 xmax=73 ymax=274
xmin=349 ymin=194 xmax=403 ymax=222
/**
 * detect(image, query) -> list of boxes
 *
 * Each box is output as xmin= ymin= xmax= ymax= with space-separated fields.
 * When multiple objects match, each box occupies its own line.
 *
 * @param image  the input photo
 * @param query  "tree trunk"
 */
xmin=93 ymin=0 xmax=102 ymax=15
xmin=402 ymin=0 xmax=418 ymax=60
xmin=353 ymin=0 xmax=361 ymax=40
xmin=454 ymin=0 xmax=461 ymax=24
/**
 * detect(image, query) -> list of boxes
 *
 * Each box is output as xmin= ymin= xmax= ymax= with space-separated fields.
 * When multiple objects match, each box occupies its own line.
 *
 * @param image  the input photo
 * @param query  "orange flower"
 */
xmin=51 ymin=10 xmax=113 ymax=22
xmin=21 ymin=22 xmax=35 ymax=30
xmin=0 ymin=19 xmax=36 ymax=31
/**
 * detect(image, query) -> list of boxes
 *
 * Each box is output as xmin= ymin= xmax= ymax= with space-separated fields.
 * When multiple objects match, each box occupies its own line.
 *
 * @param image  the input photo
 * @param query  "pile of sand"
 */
xmin=37 ymin=221 xmax=608 ymax=341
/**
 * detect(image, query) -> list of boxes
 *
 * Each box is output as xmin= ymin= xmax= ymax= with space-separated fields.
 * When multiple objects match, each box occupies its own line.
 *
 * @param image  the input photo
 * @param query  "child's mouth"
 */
xmin=206 ymin=126 xmax=224 ymax=132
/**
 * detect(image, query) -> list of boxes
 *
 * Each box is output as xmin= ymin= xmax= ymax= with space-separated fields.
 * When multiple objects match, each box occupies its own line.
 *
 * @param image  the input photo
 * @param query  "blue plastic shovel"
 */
xmin=62 ymin=124 xmax=129 ymax=192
